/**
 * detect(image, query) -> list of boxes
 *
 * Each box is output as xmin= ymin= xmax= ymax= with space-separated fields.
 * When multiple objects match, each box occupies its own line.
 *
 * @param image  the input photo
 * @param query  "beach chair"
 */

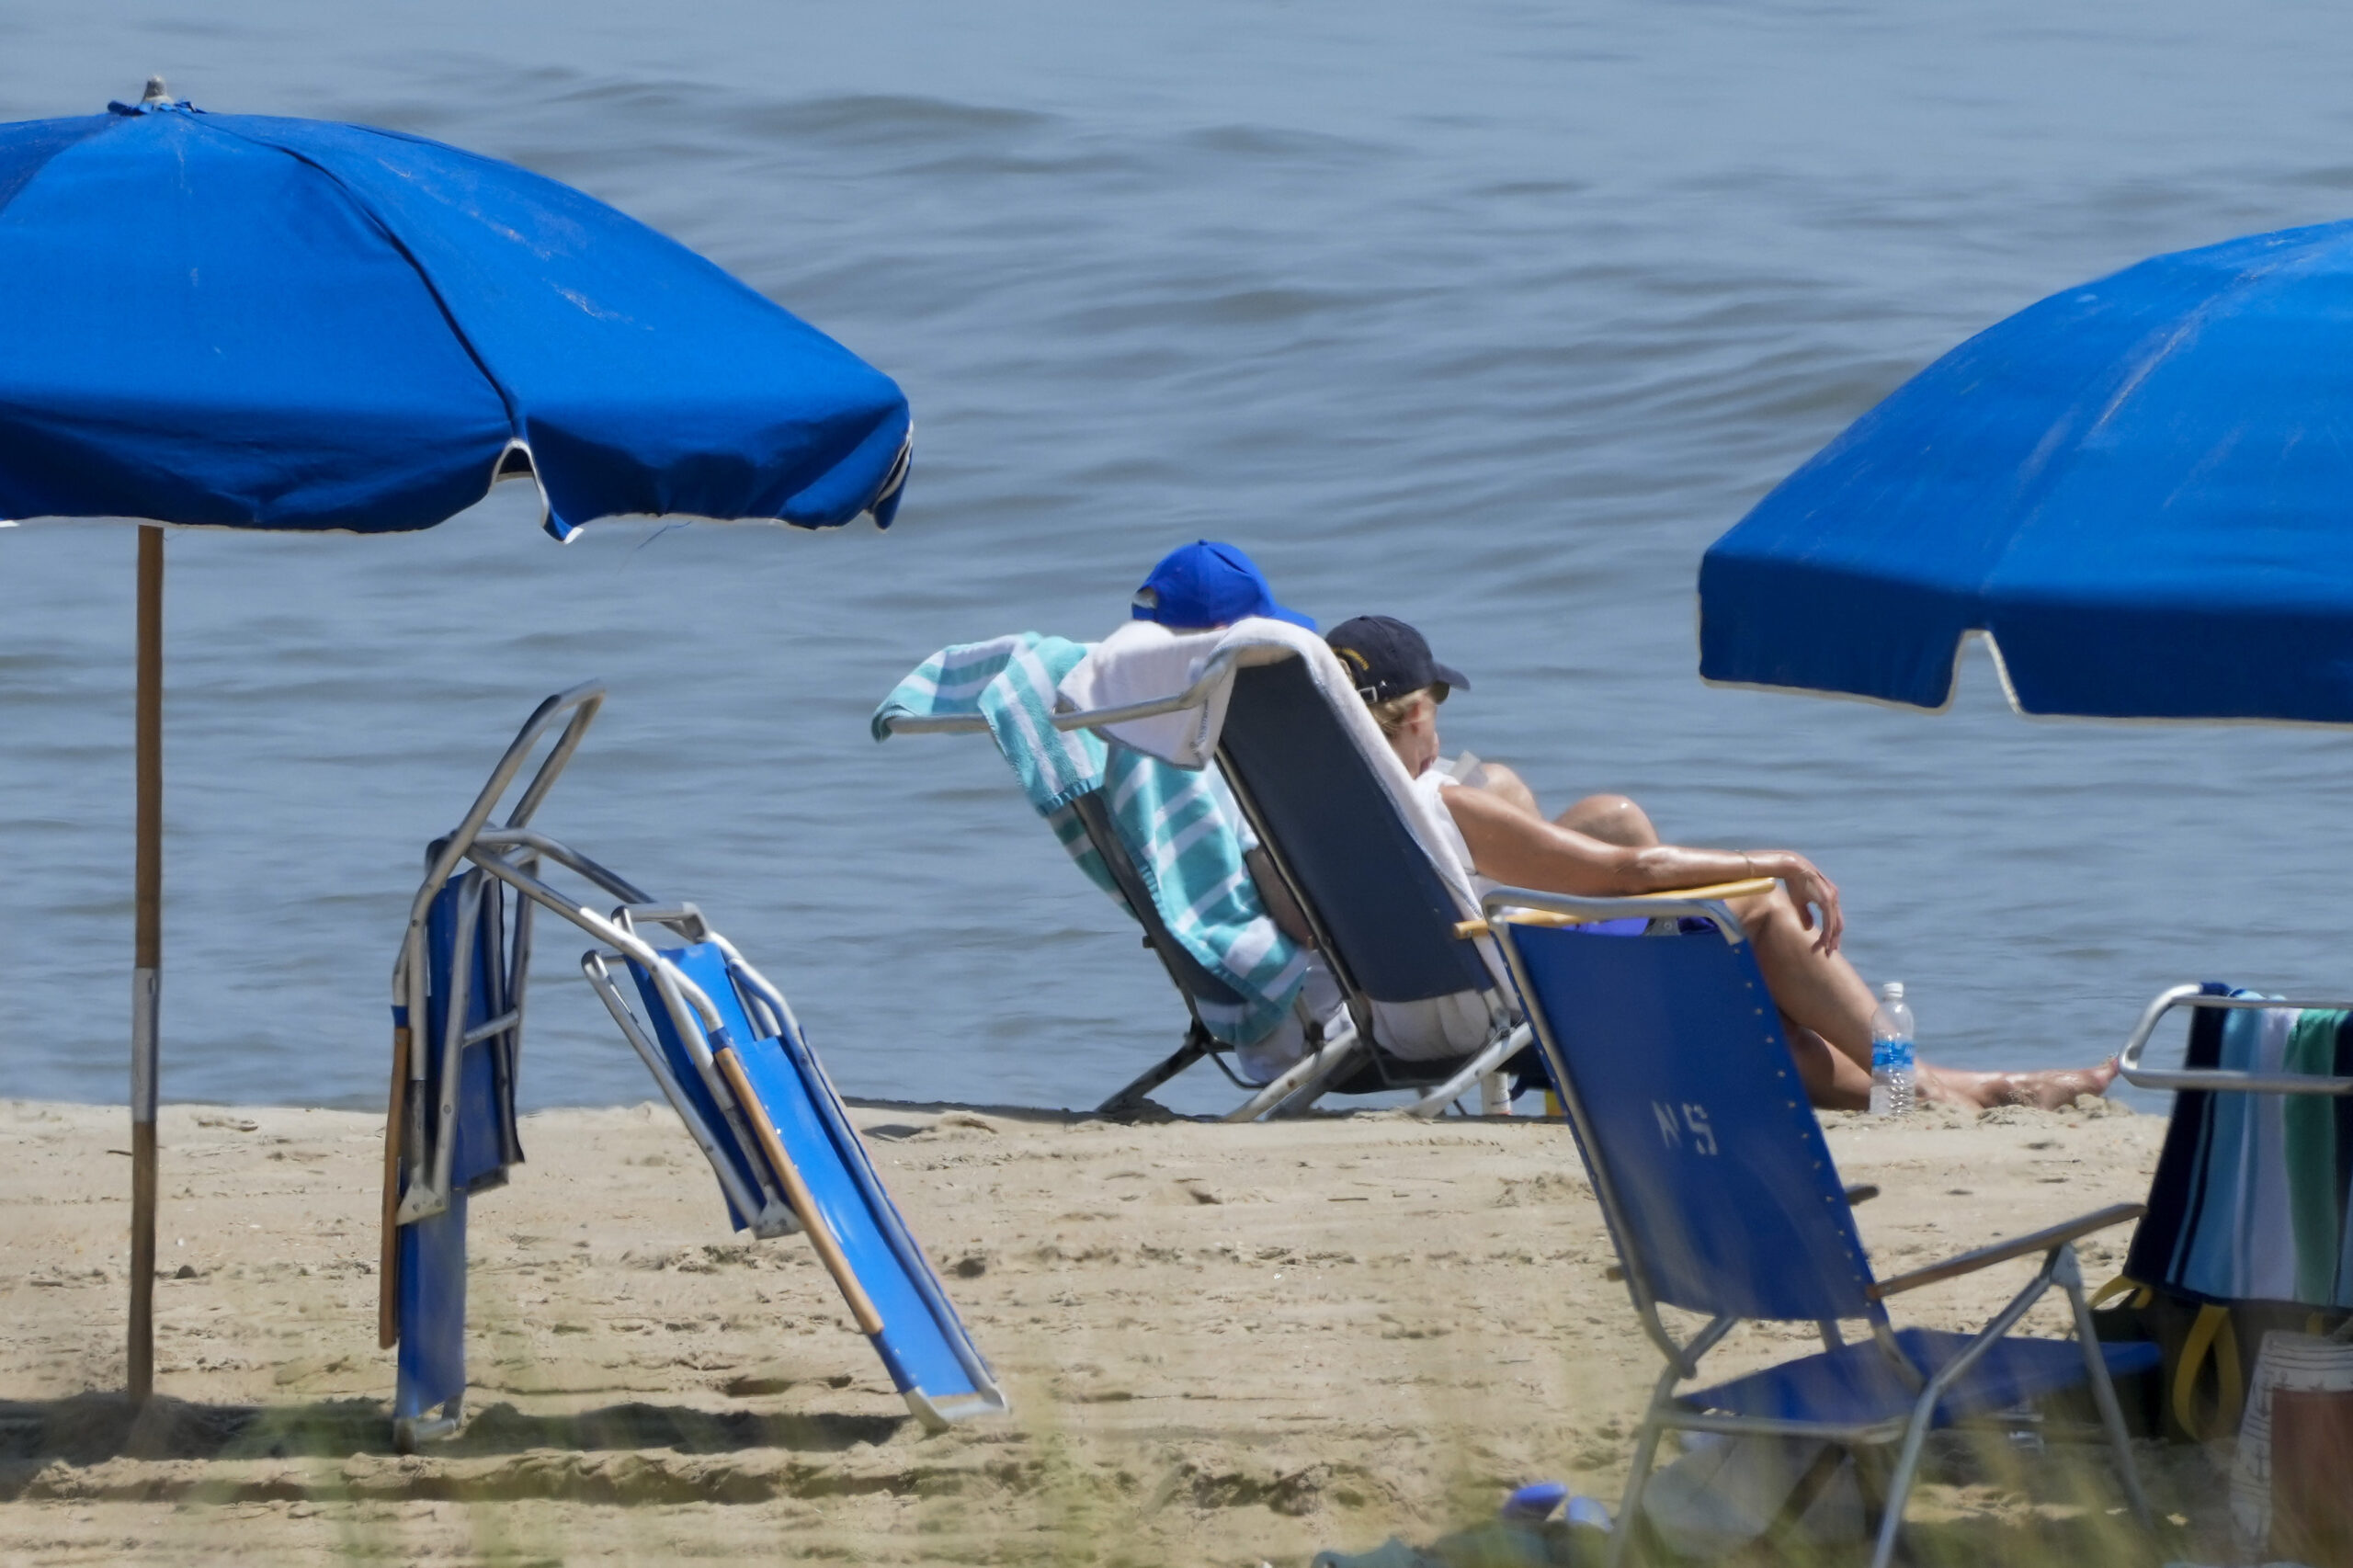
xmin=1484 ymin=885 xmax=2157 ymax=1568
xmin=382 ymin=683 xmax=1006 ymax=1448
xmin=2109 ymin=984 xmax=2353 ymax=1437
xmin=1205 ymin=645 xmax=1535 ymax=1117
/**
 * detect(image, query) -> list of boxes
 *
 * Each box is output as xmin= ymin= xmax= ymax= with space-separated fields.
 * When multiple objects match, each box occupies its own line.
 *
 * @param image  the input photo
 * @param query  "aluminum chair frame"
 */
xmin=2120 ymin=983 xmax=2353 ymax=1096
xmin=1483 ymin=885 xmax=2154 ymax=1568
xmin=387 ymin=683 xmax=1007 ymax=1442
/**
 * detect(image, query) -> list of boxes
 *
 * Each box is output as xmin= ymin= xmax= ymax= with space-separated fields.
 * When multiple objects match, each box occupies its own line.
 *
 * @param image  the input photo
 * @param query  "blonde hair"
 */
xmin=1366 ymin=685 xmax=1439 ymax=737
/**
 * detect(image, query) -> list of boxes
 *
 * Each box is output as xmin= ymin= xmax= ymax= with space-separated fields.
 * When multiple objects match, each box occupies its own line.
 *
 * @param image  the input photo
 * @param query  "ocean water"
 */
xmin=5 ymin=0 xmax=2353 ymax=1117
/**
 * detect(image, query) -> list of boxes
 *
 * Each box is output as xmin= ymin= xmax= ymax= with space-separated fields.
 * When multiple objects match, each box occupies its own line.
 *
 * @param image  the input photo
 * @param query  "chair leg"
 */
xmin=1267 ymin=1029 xmax=1368 ymax=1118
xmin=1097 ymin=1028 xmax=1210 ymax=1116
xmin=1606 ymin=1410 xmax=1669 ymax=1568
xmin=1222 ymin=1018 xmax=1361 ymax=1122
xmin=2061 ymin=1263 xmax=2154 ymax=1528
xmin=1403 ymin=1022 xmax=1529 ymax=1119
xmin=1870 ymin=1401 xmax=1937 ymax=1568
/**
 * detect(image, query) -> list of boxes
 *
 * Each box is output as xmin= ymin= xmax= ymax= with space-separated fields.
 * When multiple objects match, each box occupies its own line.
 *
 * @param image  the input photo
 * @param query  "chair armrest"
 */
xmin=1454 ymin=878 xmax=1779 ymax=939
xmin=1865 ymin=1203 xmax=2144 ymax=1301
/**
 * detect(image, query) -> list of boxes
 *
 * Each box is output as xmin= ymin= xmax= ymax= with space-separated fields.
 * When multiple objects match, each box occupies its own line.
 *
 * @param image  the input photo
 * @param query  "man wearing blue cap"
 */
xmin=1130 ymin=540 xmax=1316 ymax=632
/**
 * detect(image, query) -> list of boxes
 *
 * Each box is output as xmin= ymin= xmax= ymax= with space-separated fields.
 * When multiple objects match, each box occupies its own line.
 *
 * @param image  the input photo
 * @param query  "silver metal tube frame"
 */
xmin=2119 ymin=983 xmax=2353 ymax=1095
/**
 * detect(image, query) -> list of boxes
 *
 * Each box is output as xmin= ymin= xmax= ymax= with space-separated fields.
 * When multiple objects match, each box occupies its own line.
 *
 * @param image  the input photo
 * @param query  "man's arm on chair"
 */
xmin=1443 ymin=787 xmax=1846 ymax=951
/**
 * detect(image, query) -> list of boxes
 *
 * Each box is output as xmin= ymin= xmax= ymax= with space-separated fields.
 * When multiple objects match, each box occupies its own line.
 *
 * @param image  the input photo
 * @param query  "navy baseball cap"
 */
xmin=1131 ymin=541 xmax=1314 ymax=631
xmin=1325 ymin=615 xmax=1470 ymax=704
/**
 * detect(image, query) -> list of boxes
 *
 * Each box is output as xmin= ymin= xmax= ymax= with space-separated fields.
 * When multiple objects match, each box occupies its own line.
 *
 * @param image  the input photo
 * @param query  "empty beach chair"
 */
xmin=1485 ymin=885 xmax=2157 ymax=1568
xmin=381 ymin=683 xmax=1006 ymax=1448
xmin=381 ymin=857 xmax=528 ymax=1447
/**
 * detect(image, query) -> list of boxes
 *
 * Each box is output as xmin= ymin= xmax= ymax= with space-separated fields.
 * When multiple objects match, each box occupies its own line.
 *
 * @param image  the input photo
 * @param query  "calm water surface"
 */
xmin=6 ymin=0 xmax=2353 ymax=1114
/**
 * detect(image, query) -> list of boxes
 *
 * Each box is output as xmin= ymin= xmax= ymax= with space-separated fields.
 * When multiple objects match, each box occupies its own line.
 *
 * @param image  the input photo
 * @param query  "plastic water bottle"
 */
xmin=1870 ymin=982 xmax=1915 ymax=1118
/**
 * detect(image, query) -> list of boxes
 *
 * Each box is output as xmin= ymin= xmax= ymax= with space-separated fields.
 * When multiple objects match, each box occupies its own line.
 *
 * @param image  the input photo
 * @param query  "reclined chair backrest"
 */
xmin=1495 ymin=903 xmax=1877 ymax=1324
xmin=1216 ymin=653 xmax=1495 ymax=1014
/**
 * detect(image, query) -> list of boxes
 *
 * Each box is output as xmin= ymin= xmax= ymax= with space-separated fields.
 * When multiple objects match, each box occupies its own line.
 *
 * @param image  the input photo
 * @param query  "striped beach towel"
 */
xmin=874 ymin=635 xmax=1307 ymax=1047
xmin=2129 ymin=987 xmax=2353 ymax=1309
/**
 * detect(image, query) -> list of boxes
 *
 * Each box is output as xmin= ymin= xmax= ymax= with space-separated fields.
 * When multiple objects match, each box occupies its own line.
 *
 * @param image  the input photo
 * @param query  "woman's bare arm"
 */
xmin=1443 ymin=785 xmax=1845 ymax=952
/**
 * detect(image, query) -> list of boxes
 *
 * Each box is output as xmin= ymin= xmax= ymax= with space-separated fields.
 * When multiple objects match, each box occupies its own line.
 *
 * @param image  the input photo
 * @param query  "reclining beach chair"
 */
xmin=382 ymin=683 xmax=1006 ymax=1447
xmin=877 ymin=634 xmax=1352 ymax=1119
xmin=1203 ymin=635 xmax=1537 ymax=1117
xmin=1484 ymin=884 xmax=2158 ymax=1568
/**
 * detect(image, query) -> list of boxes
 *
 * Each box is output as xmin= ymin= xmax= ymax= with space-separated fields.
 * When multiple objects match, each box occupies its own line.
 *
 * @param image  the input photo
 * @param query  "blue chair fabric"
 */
xmin=1682 ymin=1327 xmax=2160 ymax=1429
xmin=1508 ymin=920 xmax=1875 ymax=1322
xmin=629 ymin=941 xmax=1001 ymax=1416
xmin=394 ymin=869 xmax=519 ymax=1424
xmin=1218 ymin=658 xmax=1492 ymax=1006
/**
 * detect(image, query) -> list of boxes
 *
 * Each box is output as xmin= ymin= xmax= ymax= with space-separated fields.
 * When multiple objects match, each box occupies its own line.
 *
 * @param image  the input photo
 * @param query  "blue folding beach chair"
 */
xmin=383 ymin=684 xmax=1006 ymax=1447
xmin=1484 ymin=886 xmax=2158 ymax=1568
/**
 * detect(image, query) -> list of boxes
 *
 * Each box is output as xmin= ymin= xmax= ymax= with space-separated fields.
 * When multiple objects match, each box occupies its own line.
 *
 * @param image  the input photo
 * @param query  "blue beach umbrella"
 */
xmin=0 ymin=81 xmax=914 ymax=1399
xmin=1699 ymin=218 xmax=2353 ymax=723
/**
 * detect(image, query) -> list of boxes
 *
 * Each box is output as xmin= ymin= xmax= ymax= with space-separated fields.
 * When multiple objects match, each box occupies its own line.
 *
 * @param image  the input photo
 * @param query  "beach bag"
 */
xmin=2229 ymin=1330 xmax=2353 ymax=1564
xmin=2096 ymin=988 xmax=2353 ymax=1440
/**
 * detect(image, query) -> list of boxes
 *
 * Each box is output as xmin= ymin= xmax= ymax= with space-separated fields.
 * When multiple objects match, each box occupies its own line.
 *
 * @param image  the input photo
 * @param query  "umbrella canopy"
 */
xmin=1699 ymin=218 xmax=2353 ymax=723
xmin=0 ymin=82 xmax=915 ymax=1403
xmin=1 ymin=90 xmax=911 ymax=537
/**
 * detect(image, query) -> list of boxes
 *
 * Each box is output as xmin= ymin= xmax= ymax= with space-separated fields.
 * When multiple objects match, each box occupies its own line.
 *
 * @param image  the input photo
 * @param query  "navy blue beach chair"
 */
xmin=1484 ymin=886 xmax=2157 ymax=1568
xmin=1209 ymin=653 xmax=1533 ymax=1116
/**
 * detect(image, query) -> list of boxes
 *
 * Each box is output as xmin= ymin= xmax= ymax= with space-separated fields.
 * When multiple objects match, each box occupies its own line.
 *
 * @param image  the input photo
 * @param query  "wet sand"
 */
xmin=0 ymin=1095 xmax=2223 ymax=1564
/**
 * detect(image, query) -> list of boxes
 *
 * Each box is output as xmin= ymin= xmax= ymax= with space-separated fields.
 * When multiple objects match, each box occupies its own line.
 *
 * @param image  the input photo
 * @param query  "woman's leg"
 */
xmin=1784 ymin=1016 xmax=1872 ymax=1109
xmin=1732 ymin=885 xmax=2118 ymax=1110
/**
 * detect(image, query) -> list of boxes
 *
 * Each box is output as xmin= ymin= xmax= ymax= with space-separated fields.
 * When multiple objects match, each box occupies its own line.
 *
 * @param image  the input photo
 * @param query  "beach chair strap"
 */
xmin=2090 ymin=1274 xmax=2152 ymax=1312
xmin=2175 ymin=1302 xmax=2245 ymax=1441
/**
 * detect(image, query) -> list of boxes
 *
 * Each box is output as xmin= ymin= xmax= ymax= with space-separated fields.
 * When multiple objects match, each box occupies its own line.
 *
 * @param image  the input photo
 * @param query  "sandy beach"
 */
xmin=1 ymin=1094 xmax=2225 ymax=1565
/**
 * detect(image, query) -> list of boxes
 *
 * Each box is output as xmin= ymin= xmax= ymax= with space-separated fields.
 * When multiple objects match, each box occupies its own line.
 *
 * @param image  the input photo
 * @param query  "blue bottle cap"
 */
xmin=1500 ymin=1480 xmax=1568 ymax=1520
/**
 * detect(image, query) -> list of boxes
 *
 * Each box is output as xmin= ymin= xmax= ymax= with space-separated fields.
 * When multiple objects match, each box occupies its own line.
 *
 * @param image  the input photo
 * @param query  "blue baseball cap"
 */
xmin=1131 ymin=541 xmax=1314 ymax=631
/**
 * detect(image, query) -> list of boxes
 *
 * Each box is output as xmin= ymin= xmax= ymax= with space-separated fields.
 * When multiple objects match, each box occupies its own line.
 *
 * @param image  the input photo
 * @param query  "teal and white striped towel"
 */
xmin=874 ymin=634 xmax=1307 ymax=1046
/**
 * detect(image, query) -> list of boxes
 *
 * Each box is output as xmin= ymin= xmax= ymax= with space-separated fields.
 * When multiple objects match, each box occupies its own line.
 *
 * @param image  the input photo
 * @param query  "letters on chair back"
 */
xmin=1506 ymin=918 xmax=1876 ymax=1324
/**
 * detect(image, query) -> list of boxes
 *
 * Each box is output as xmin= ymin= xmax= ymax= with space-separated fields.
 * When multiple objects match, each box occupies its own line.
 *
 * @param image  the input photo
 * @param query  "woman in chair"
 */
xmin=1326 ymin=614 xmax=2117 ymax=1112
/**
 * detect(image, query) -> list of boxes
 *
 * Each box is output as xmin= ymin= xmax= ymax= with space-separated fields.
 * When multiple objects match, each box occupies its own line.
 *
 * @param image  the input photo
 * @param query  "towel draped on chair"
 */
xmin=874 ymin=632 xmax=1309 ymax=1046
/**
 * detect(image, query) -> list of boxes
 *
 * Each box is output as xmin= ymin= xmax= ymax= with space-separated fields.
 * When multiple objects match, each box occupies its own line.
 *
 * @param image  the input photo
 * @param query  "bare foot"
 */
xmin=1923 ymin=1058 xmax=2119 ymax=1110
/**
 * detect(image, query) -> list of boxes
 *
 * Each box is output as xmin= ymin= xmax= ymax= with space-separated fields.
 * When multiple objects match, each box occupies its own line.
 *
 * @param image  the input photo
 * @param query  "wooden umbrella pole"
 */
xmin=129 ymin=525 xmax=163 ymax=1403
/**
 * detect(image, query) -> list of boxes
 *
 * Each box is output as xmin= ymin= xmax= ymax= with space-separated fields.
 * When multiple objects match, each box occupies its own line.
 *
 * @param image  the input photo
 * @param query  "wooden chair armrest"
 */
xmin=1865 ymin=1203 xmax=2144 ymax=1301
xmin=1455 ymin=878 xmax=1779 ymax=940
